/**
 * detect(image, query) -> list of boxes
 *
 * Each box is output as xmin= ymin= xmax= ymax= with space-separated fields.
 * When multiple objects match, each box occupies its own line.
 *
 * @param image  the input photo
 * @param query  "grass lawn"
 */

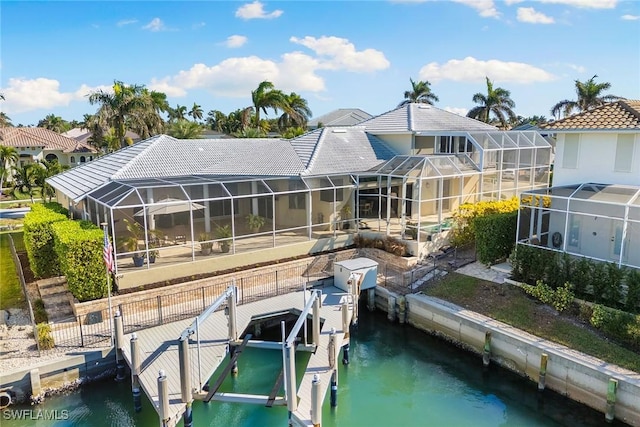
xmin=0 ymin=231 xmax=26 ymax=310
xmin=422 ymin=272 xmax=640 ymax=373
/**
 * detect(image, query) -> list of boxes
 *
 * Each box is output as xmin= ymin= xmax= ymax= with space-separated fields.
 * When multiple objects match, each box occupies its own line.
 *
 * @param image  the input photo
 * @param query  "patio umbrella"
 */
xmin=134 ymin=198 xmax=205 ymax=216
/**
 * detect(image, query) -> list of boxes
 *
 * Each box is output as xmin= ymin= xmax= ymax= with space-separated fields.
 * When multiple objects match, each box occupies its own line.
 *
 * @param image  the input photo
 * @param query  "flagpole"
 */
xmin=102 ymin=222 xmax=114 ymax=346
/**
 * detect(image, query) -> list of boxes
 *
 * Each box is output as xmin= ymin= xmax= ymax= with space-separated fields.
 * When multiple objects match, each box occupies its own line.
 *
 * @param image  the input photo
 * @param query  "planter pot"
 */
xmin=132 ymin=256 xmax=144 ymax=267
xmin=201 ymin=247 xmax=212 ymax=255
xmin=149 ymin=256 xmax=156 ymax=264
xmin=220 ymin=243 xmax=230 ymax=253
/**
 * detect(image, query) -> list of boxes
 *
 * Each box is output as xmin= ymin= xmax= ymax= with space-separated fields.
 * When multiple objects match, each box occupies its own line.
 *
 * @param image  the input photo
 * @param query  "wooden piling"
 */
xmin=114 ymin=311 xmax=126 ymax=382
xmin=538 ymin=353 xmax=548 ymax=391
xmin=131 ymin=333 xmax=142 ymax=413
xmin=367 ymin=288 xmax=376 ymax=312
xmin=605 ymin=378 xmax=618 ymax=423
xmin=482 ymin=331 xmax=491 ymax=367
xmin=158 ymin=370 xmax=170 ymax=427
xmin=397 ymin=296 xmax=406 ymax=324
xmin=387 ymin=296 xmax=396 ymax=322
xmin=311 ymin=374 xmax=321 ymax=427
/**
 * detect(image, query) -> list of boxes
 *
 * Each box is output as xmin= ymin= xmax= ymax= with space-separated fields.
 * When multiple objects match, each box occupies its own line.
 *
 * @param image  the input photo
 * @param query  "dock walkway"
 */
xmin=119 ymin=286 xmax=353 ymax=427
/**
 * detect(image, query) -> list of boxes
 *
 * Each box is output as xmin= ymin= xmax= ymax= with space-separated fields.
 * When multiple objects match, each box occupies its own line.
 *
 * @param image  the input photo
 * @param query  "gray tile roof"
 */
xmin=307 ymin=108 xmax=373 ymax=128
xmin=360 ymin=103 xmax=497 ymax=133
xmin=302 ymin=127 xmax=397 ymax=175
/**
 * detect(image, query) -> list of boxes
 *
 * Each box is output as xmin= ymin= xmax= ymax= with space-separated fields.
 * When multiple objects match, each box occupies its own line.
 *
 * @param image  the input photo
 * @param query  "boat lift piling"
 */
xmin=114 ymin=311 xmax=126 ymax=382
xmin=130 ymin=333 xmax=142 ymax=413
xmin=178 ymin=336 xmax=193 ymax=427
xmin=157 ymin=370 xmax=170 ymax=427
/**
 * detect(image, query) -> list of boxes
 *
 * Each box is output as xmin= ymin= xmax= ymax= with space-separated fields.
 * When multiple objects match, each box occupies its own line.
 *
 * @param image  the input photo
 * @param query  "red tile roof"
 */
xmin=0 ymin=127 xmax=97 ymax=153
xmin=542 ymin=100 xmax=640 ymax=131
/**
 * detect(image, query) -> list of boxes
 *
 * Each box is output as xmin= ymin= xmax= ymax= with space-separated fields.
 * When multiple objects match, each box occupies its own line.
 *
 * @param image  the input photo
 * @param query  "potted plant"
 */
xmin=340 ymin=204 xmax=352 ymax=230
xmin=199 ymin=232 xmax=213 ymax=255
xmin=246 ymin=214 xmax=266 ymax=233
xmin=215 ymin=225 xmax=232 ymax=253
xmin=123 ymin=218 xmax=144 ymax=266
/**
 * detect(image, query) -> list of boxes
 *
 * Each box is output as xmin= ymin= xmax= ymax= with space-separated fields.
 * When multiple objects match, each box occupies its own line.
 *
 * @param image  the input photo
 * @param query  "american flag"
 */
xmin=103 ymin=228 xmax=115 ymax=273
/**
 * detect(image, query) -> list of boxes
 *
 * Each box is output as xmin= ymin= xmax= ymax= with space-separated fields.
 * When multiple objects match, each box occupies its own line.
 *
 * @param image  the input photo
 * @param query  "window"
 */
xmin=614 ymin=134 xmax=635 ymax=172
xmin=80 ymin=156 xmax=86 ymax=163
xmin=289 ymin=180 xmax=306 ymax=210
xmin=562 ymin=134 xmax=579 ymax=169
xmin=320 ymin=178 xmax=344 ymax=202
xmin=70 ymin=156 xmax=76 ymax=163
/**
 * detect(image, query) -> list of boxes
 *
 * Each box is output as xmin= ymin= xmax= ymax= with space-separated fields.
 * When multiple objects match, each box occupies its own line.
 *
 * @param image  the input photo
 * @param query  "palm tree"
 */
xmin=550 ymin=75 xmax=621 ymax=119
xmin=38 ymin=114 xmax=69 ymax=132
xmin=172 ymin=104 xmax=187 ymax=121
xmin=251 ymin=81 xmax=285 ymax=125
xmin=34 ymin=159 xmax=69 ymax=202
xmin=89 ymin=81 xmax=165 ymax=150
xmin=467 ymin=77 xmax=516 ymax=128
xmin=0 ymin=145 xmax=19 ymax=192
xmin=278 ymin=92 xmax=312 ymax=130
xmin=206 ymin=110 xmax=227 ymax=133
xmin=399 ymin=78 xmax=439 ymax=107
xmin=12 ymin=164 xmax=37 ymax=202
xmin=0 ymin=112 xmax=12 ymax=127
xmin=189 ymin=103 xmax=203 ymax=122
xmin=168 ymin=119 xmax=203 ymax=139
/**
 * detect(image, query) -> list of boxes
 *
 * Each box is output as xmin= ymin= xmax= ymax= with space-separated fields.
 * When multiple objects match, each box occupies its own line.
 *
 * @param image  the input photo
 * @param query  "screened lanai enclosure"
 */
xmin=76 ymin=130 xmax=552 ymax=273
xmin=517 ymin=183 xmax=640 ymax=269
xmin=358 ymin=131 xmax=552 ymax=246
xmin=83 ymin=175 xmax=359 ymax=271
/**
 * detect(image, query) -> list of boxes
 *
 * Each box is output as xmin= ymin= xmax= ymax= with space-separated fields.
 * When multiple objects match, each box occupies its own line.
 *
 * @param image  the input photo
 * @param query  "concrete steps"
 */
xmin=37 ymin=278 xmax=75 ymax=323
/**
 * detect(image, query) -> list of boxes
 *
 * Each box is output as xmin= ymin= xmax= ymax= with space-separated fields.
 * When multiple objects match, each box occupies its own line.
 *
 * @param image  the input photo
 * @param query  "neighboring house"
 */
xmin=0 ymin=127 xmax=97 ymax=168
xmin=517 ymin=99 xmax=640 ymax=269
xmin=48 ymin=103 xmax=552 ymax=288
xmin=307 ymin=108 xmax=373 ymax=130
xmin=62 ymin=128 xmax=142 ymax=146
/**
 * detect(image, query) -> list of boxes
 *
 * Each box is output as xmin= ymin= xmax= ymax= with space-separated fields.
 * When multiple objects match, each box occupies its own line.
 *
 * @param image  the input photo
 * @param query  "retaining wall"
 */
xmin=373 ymin=287 xmax=640 ymax=427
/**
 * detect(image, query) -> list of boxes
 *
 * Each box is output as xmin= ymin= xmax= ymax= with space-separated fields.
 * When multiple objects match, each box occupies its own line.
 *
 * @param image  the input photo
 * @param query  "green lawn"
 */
xmin=422 ymin=273 xmax=640 ymax=373
xmin=0 ymin=231 xmax=26 ymax=310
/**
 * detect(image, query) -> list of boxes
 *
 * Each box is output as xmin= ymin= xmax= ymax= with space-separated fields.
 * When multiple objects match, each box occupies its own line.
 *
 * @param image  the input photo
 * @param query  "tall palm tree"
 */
xmin=206 ymin=110 xmax=227 ymax=133
xmin=0 ymin=145 xmax=19 ymax=192
xmin=278 ymin=92 xmax=312 ymax=130
xmin=399 ymin=78 xmax=439 ymax=107
xmin=89 ymin=81 xmax=165 ymax=150
xmin=189 ymin=103 xmax=203 ymax=122
xmin=0 ymin=112 xmax=12 ymax=127
xmin=467 ymin=77 xmax=516 ymax=128
xmin=251 ymin=81 xmax=284 ymax=125
xmin=550 ymin=75 xmax=621 ymax=119
xmin=172 ymin=104 xmax=187 ymax=121
xmin=168 ymin=119 xmax=203 ymax=139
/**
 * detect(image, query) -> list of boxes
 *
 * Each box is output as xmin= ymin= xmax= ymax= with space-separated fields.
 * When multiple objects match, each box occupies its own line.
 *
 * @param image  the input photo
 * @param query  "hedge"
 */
xmin=450 ymin=197 xmax=519 ymax=247
xmin=474 ymin=211 xmax=518 ymax=265
xmin=52 ymin=220 xmax=107 ymax=302
xmin=23 ymin=203 xmax=68 ymax=278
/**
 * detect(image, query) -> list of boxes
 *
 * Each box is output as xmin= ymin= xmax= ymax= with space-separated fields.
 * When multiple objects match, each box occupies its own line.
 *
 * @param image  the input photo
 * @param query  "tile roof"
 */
xmin=62 ymin=128 xmax=141 ymax=145
xmin=0 ymin=127 xmax=97 ymax=153
xmin=360 ymin=103 xmax=497 ymax=133
xmin=301 ymin=127 xmax=397 ymax=175
xmin=542 ymin=100 xmax=640 ymax=131
xmin=307 ymin=108 xmax=373 ymax=127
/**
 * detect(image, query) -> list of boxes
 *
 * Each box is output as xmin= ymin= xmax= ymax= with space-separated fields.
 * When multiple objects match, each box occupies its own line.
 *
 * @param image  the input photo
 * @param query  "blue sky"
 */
xmin=1 ymin=0 xmax=639 ymax=126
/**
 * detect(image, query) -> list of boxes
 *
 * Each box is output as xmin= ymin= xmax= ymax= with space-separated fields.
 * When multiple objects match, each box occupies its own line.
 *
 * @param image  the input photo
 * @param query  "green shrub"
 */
xmin=604 ymin=263 xmax=624 ymax=307
xmin=625 ymin=269 xmax=640 ymax=313
xmin=23 ymin=204 xmax=67 ymax=278
xmin=450 ymin=197 xmax=519 ymax=247
xmin=510 ymin=244 xmax=555 ymax=285
xmin=522 ymin=280 xmax=574 ymax=313
xmin=52 ymin=221 xmax=106 ymax=302
xmin=590 ymin=304 xmax=640 ymax=351
xmin=36 ymin=322 xmax=54 ymax=350
xmin=474 ymin=211 xmax=517 ymax=265
xmin=590 ymin=262 xmax=608 ymax=304
xmin=33 ymin=298 xmax=48 ymax=324
xmin=572 ymin=257 xmax=592 ymax=296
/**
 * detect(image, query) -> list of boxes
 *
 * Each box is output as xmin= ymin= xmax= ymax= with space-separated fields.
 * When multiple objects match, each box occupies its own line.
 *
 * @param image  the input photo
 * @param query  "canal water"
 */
xmin=2 ymin=309 xmax=626 ymax=427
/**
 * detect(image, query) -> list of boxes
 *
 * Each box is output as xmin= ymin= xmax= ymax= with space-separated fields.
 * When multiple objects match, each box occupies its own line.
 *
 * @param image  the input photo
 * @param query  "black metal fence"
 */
xmin=49 ymin=263 xmax=333 ymax=349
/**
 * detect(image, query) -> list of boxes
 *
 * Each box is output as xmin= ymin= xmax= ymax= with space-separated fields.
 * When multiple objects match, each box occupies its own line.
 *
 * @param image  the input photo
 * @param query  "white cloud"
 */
xmin=517 ymin=7 xmax=555 ymax=24
xmin=235 ymin=1 xmax=283 ymax=20
xmin=504 ymin=0 xmax=525 ymax=5
xmin=621 ymin=14 xmax=640 ymax=20
xmin=148 ymin=78 xmax=187 ymax=97
xmin=444 ymin=107 xmax=468 ymax=116
xmin=289 ymin=36 xmax=390 ymax=72
xmin=143 ymin=18 xmax=166 ymax=32
xmin=567 ymin=63 xmax=586 ymax=73
xmin=0 ymin=78 xmax=108 ymax=114
xmin=419 ymin=56 xmax=556 ymax=84
xmin=225 ymin=35 xmax=248 ymax=48
xmin=192 ymin=22 xmax=206 ymax=29
xmin=536 ymin=0 xmax=617 ymax=9
xmin=117 ymin=19 xmax=138 ymax=27
xmin=452 ymin=0 xmax=500 ymax=18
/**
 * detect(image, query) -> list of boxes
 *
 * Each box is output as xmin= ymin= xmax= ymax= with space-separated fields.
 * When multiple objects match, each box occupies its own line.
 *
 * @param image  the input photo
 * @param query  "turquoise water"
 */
xmin=2 ymin=309 xmax=625 ymax=427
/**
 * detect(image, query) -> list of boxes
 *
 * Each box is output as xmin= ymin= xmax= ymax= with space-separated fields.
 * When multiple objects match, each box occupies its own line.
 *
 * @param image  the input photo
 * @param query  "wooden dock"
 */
xmin=119 ymin=286 xmax=354 ymax=427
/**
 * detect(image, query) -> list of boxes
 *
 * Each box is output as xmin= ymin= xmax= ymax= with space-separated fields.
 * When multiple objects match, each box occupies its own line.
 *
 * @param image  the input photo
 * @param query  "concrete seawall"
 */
xmin=374 ymin=286 xmax=640 ymax=427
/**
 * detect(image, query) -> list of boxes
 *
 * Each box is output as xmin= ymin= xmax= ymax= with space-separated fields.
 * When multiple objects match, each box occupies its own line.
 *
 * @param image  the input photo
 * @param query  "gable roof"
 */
xmin=359 ymin=103 xmax=497 ymax=134
xmin=0 ymin=127 xmax=97 ymax=153
xmin=542 ymin=100 xmax=640 ymax=131
xmin=307 ymin=108 xmax=373 ymax=128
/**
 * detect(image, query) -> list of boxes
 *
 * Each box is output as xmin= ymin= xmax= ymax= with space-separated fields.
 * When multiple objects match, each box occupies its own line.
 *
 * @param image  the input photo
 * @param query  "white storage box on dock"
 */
xmin=334 ymin=258 xmax=378 ymax=292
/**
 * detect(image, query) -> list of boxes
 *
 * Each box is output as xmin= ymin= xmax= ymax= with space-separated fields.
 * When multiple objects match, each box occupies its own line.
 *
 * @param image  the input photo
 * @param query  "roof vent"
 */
xmin=418 ymin=105 xmax=431 ymax=109
xmin=332 ymin=129 xmax=347 ymax=133
xmin=198 ymin=147 xmax=204 ymax=151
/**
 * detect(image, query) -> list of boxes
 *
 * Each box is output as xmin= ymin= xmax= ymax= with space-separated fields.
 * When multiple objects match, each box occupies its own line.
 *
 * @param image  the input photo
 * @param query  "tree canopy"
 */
xmin=466 ymin=77 xmax=516 ymax=129
xmin=550 ymin=75 xmax=621 ymax=119
xmin=399 ymin=78 xmax=439 ymax=107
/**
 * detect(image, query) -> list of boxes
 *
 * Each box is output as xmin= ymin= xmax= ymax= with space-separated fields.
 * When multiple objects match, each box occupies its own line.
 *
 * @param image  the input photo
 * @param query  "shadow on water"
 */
xmin=2 ymin=306 xmax=629 ymax=427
